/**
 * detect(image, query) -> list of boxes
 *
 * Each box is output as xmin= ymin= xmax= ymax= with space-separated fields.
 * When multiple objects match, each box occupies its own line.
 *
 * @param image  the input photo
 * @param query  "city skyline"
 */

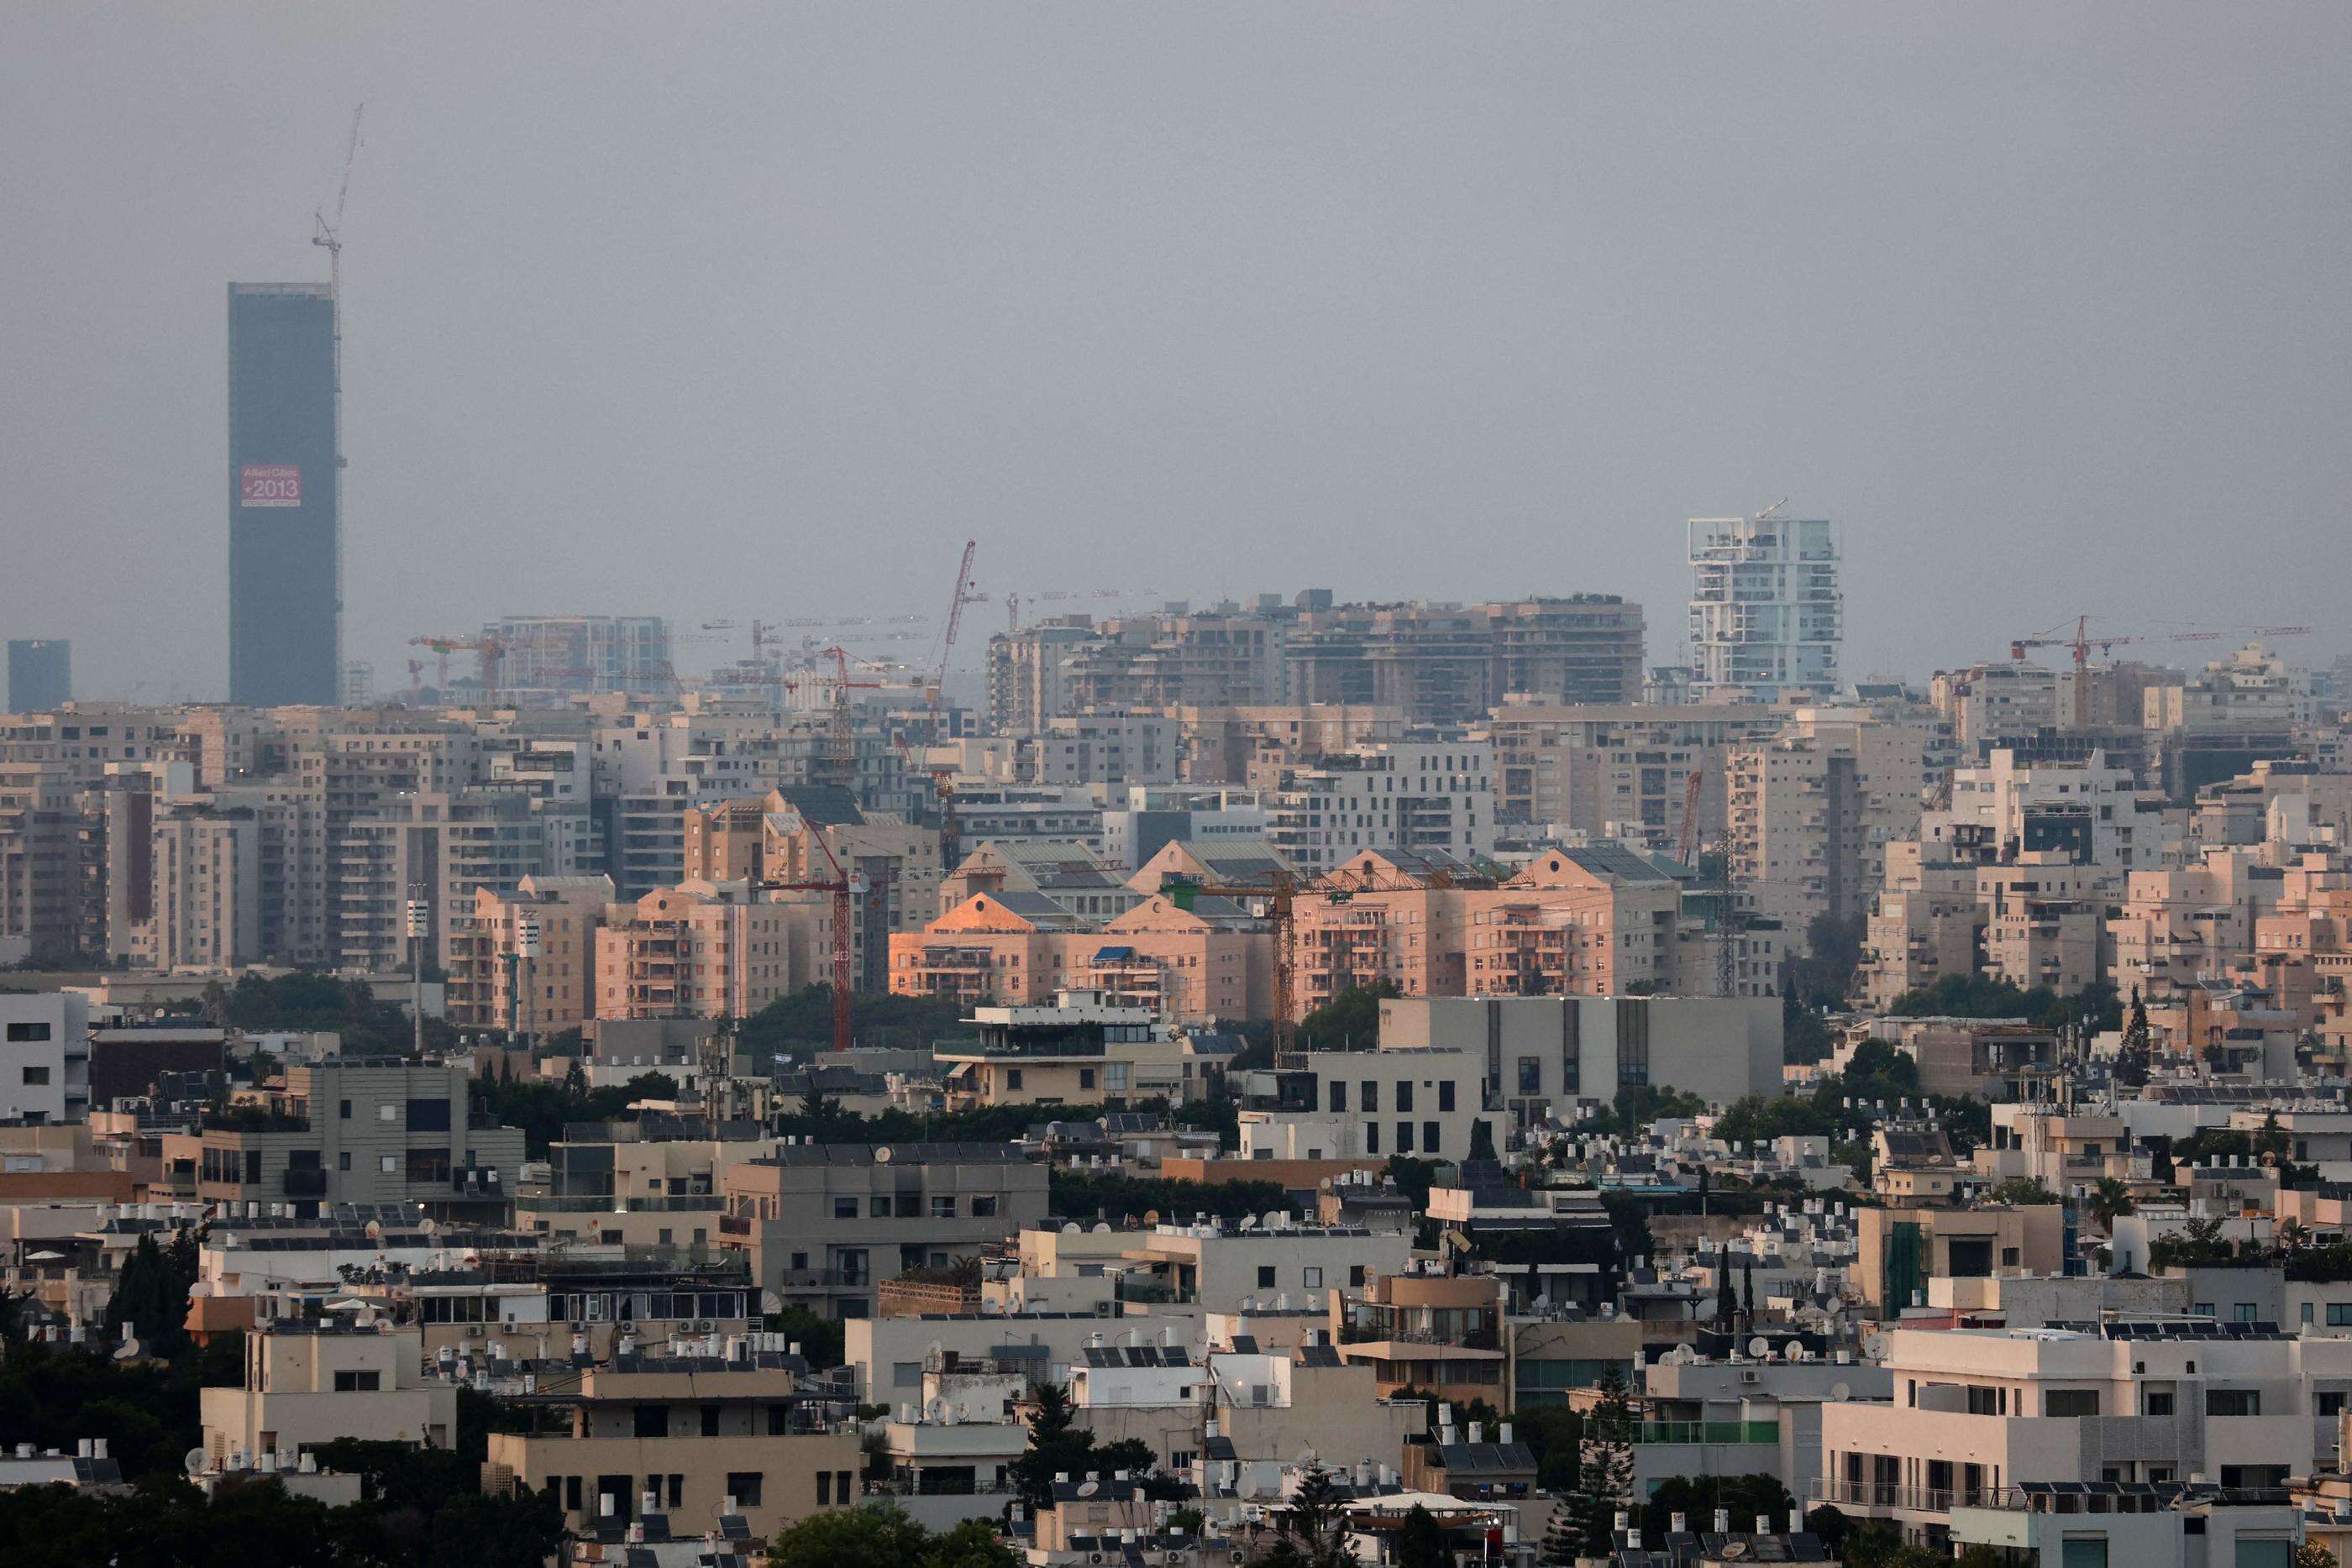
xmin=3 ymin=6 xmax=2348 ymax=700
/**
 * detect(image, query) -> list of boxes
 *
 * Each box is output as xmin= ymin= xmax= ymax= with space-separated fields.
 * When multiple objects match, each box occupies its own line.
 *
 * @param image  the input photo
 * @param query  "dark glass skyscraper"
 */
xmin=228 ymin=282 xmax=339 ymax=705
xmin=5 ymin=639 xmax=70 ymax=711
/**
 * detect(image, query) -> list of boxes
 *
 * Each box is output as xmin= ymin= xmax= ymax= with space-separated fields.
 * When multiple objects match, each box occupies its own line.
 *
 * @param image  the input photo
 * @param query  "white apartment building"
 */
xmin=1688 ymin=511 xmax=1841 ymax=701
xmin=1931 ymin=664 xmax=2061 ymax=755
xmin=0 ymin=992 xmax=90 ymax=1125
xmin=1819 ymin=1321 xmax=2352 ymax=1544
xmin=1484 ymin=700 xmax=1787 ymax=849
xmin=1266 ymin=741 xmax=1494 ymax=875
xmin=1935 ymin=749 xmax=2167 ymax=871
xmin=1236 ymin=1044 xmax=1485 ymax=1162
xmin=2146 ymin=647 xmax=2314 ymax=736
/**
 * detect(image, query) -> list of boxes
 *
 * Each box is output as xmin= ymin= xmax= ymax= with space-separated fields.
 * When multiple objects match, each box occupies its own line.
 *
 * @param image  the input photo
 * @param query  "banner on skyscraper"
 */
xmin=239 ymin=464 xmax=302 ymax=507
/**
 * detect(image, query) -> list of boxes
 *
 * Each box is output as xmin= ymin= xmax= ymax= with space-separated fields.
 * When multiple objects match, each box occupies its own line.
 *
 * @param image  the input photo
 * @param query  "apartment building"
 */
xmin=1938 ymin=749 xmax=2165 ymax=871
xmin=445 ymin=873 xmax=613 ymax=1034
xmin=1853 ymin=1204 xmax=2066 ymax=1316
xmin=484 ymin=614 xmax=672 ymax=703
xmin=1933 ymin=663 xmax=2062 ymax=756
xmin=939 ymin=838 xmax=1142 ymax=922
xmin=1688 ymin=512 xmax=1840 ymax=702
xmin=890 ymin=887 xmax=1272 ymax=1021
xmin=592 ymin=882 xmax=795 ymax=1021
xmin=1332 ymin=1271 xmax=1506 ymax=1406
xmin=2147 ymin=647 xmax=2314 ymax=737
xmin=1285 ymin=846 xmax=1683 ymax=1015
xmin=189 ymin=1062 xmax=525 ymax=1220
xmin=1819 ymin=1321 xmax=2352 ymax=1543
xmin=1486 ymin=700 xmax=1786 ymax=846
xmin=1730 ymin=710 xmax=1929 ymax=944
xmin=0 ymin=993 xmax=90 ymax=1125
xmin=200 ymin=1320 xmax=457 ymax=1465
xmin=1265 ymin=740 xmax=1494 ymax=876
xmin=936 ymin=991 xmax=1206 ymax=1107
xmin=482 ymin=1352 xmax=858 ymax=1539
xmin=1378 ymin=994 xmax=1784 ymax=1125
xmin=717 ymin=1143 xmax=1049 ymax=1318
xmin=1236 ymin=1043 xmax=1485 ymax=1162
xmin=2110 ymin=849 xmax=2286 ymax=1003
xmin=1168 ymin=704 xmax=1407 ymax=788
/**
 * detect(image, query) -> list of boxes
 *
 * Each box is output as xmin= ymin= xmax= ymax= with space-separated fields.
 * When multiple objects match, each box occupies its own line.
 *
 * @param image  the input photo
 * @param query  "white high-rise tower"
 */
xmin=1687 ymin=506 xmax=1841 ymax=701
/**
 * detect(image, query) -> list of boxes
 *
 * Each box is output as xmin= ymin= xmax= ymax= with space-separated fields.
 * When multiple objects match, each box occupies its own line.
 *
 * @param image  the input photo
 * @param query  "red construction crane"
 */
xmin=2010 ymin=616 xmax=2139 ymax=672
xmin=813 ymin=646 xmax=881 ymax=793
xmin=768 ymin=826 xmax=858 ymax=1052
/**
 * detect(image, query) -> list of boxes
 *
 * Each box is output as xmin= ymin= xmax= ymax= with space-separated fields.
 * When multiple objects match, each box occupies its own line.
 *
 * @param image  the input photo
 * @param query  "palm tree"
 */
xmin=2087 ymin=1177 xmax=2134 ymax=1231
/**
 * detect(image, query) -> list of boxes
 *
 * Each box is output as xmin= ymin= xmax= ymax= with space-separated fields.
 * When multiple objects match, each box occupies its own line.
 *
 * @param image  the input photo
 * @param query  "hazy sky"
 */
xmin=4 ymin=4 xmax=2348 ymax=700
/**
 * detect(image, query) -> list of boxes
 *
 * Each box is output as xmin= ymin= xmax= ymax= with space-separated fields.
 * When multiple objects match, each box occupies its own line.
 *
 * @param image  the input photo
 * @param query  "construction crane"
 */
xmin=311 ymin=104 xmax=364 ymax=302
xmin=1676 ymin=768 xmax=1706 ymax=868
xmin=408 ymin=635 xmax=502 ymax=705
xmin=766 ymin=825 xmax=858 ymax=1052
xmin=929 ymin=541 xmax=980 ymax=744
xmin=812 ymin=646 xmax=881 ymax=793
xmin=2010 ymin=616 xmax=2140 ymax=672
xmin=1165 ymin=872 xmax=1303 ymax=1054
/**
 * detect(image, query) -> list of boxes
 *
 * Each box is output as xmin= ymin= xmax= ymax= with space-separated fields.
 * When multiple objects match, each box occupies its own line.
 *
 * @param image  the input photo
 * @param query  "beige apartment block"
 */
xmin=1168 ymin=704 xmax=1409 ymax=787
xmin=2109 ymin=848 xmax=2281 ymax=1003
xmin=446 ymin=873 xmax=612 ymax=1033
xmin=593 ymin=881 xmax=793 ymax=1020
xmin=1853 ymin=1204 xmax=2065 ymax=1318
xmin=1485 ymin=700 xmax=1786 ymax=850
xmin=200 ymin=1321 xmax=457 ymax=1465
xmin=889 ymin=887 xmax=1270 ymax=1021
xmin=1730 ymin=711 xmax=1929 ymax=947
xmin=484 ymin=1357 xmax=860 ymax=1539
xmin=1331 ymin=1272 xmax=1506 ymax=1407
xmin=936 ymin=992 xmax=1208 ymax=1108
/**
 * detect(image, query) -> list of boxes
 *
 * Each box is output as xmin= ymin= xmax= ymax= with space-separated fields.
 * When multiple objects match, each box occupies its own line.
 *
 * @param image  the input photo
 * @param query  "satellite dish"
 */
xmin=183 ymin=1448 xmax=208 ymax=1477
xmin=1863 ymin=1339 xmax=1889 ymax=1363
xmin=873 ymin=1146 xmax=893 ymax=1165
xmin=1076 ymin=1480 xmax=1100 ymax=1497
xmin=24 ymin=1250 xmax=63 ymax=1262
xmin=114 ymin=1337 xmax=141 ymax=1361
xmin=761 ymin=1290 xmax=783 ymax=1314
xmin=1747 ymin=1336 xmax=1772 ymax=1359
xmin=1830 ymin=1381 xmax=1853 ymax=1402
xmin=1784 ymin=1340 xmax=1805 ymax=1361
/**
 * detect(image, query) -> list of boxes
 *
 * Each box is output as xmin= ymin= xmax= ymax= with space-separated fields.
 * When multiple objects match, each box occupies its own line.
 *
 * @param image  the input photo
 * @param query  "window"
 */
xmin=377 ymin=1103 xmax=399 ymax=1123
xmin=701 ymin=1404 xmax=721 ymax=1437
xmin=2045 ymin=1389 xmax=2100 ymax=1417
xmin=1360 ymin=1081 xmax=1378 ymax=1114
xmin=20 ymin=1066 xmax=48 ymax=1086
xmin=1395 ymin=1121 xmax=1414 ymax=1154
xmin=3 ymin=1022 xmax=52 ymax=1042
xmin=1397 ymin=1081 xmax=1414 ymax=1113
xmin=728 ymin=1472 xmax=764 ymax=1508
xmin=972 ymin=1195 xmax=998 ymax=1218
xmin=2144 ymin=1389 xmax=2175 ymax=1416
xmin=1349 ymin=1266 xmax=1367 ymax=1287
xmin=1304 ymin=1266 xmax=1323 ymax=1289
xmin=406 ymin=1098 xmax=451 ymax=1132
xmin=2060 ymin=1538 xmax=2108 ymax=1568
xmin=1257 ymin=1266 xmax=1277 ymax=1288
xmin=892 ymin=1361 xmax=921 ymax=1388
xmin=1005 ymin=1069 xmax=1023 ymax=1091
xmin=1439 ymin=1080 xmax=1457 ymax=1112
xmin=767 ymin=1404 xmax=790 ymax=1435
xmin=2328 ymin=1303 xmax=2352 ymax=1328
xmin=1517 ymin=1057 xmax=1541 ymax=1093
xmin=2232 ymin=1303 xmax=2259 ymax=1324
xmin=2304 ymin=1303 xmax=2318 ymax=1325
xmin=931 ymin=1196 xmax=957 ymax=1219
xmin=1365 ymin=1122 xmax=1380 ymax=1155
xmin=2237 ymin=1540 xmax=2292 ymax=1568
xmin=634 ymin=1405 xmax=667 ymax=1439
xmin=833 ymin=1198 xmax=858 ymax=1219
xmin=339 ymin=1099 xmax=351 ymax=1120
xmin=407 ymin=1149 xmax=451 ymax=1184
xmin=2319 ymin=1392 xmax=2346 ymax=1417
xmin=2002 ymin=1247 xmax=2020 ymax=1267
xmin=2207 ymin=1389 xmax=2260 ymax=1416
xmin=380 ymin=1155 xmax=399 ymax=1175
xmin=1423 ymin=1120 xmax=1440 ymax=1154
xmin=1330 ymin=1082 xmax=1347 ymax=1113
xmin=339 ymin=1152 xmax=351 ymax=1172
xmin=332 ymin=1370 xmax=381 ymax=1392
xmin=1078 ymin=1068 xmax=1095 ymax=1091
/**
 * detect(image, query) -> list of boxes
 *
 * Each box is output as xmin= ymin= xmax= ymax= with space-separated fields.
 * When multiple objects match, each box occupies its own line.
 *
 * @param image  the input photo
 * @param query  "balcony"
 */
xmin=1636 ymin=1419 xmax=1777 ymax=1446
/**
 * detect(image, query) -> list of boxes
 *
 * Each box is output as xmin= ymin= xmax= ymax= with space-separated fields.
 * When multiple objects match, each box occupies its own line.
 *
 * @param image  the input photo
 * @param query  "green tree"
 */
xmin=2114 ymin=989 xmax=2154 ymax=1087
xmin=1295 ymin=982 xmax=1400 ymax=1052
xmin=1985 ymin=1177 xmax=2059 ymax=1207
xmin=1559 ymin=1369 xmax=1635 ymax=1563
xmin=1640 ymin=1474 xmax=1796 ymax=1542
xmin=768 ymin=1502 xmax=935 ymax=1568
xmin=921 ymin=1518 xmax=1021 ymax=1568
xmin=2087 ymin=1177 xmax=2134 ymax=1230
xmin=1274 ymin=1460 xmax=1355 ymax=1568
xmin=1395 ymin=1503 xmax=1451 ymax=1568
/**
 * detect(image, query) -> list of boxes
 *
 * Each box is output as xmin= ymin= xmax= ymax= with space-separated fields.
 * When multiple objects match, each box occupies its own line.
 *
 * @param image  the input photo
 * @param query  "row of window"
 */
xmin=822 ymin=1193 xmax=1000 ymax=1221
xmin=1326 ymin=1079 xmax=1456 ymax=1114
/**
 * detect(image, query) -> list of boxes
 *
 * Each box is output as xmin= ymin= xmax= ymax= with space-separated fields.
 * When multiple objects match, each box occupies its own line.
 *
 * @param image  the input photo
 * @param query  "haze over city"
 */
xmin=4 ymin=4 xmax=2349 ymax=699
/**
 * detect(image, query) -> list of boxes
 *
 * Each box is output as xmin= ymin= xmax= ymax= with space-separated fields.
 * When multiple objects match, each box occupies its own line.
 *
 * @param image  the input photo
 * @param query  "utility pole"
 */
xmin=404 ymin=887 xmax=428 ymax=1057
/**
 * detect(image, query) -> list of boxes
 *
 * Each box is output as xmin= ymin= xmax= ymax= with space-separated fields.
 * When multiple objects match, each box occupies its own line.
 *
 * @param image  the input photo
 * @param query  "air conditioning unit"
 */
xmin=1740 ymin=1368 xmax=1760 ymax=1384
xmin=467 ymin=1324 xmax=486 ymax=1339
